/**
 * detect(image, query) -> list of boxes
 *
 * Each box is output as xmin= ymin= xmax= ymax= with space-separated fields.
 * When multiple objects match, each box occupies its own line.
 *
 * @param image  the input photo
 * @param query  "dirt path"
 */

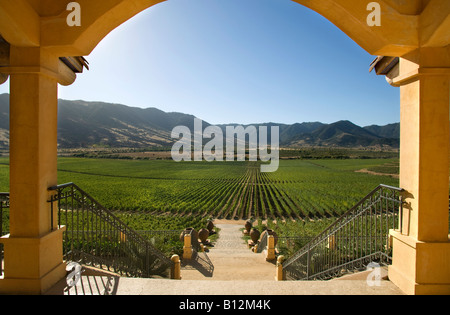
xmin=355 ymin=168 xmax=399 ymax=179
xmin=181 ymin=223 xmax=276 ymax=281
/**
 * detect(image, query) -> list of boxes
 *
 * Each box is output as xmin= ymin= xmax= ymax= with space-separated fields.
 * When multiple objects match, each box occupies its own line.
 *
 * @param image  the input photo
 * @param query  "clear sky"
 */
xmin=0 ymin=0 xmax=400 ymax=127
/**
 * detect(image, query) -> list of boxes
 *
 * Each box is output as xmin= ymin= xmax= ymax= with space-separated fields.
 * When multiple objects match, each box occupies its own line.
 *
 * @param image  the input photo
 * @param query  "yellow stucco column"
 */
xmin=0 ymin=47 xmax=66 ymax=294
xmin=389 ymin=47 xmax=450 ymax=295
xmin=183 ymin=234 xmax=192 ymax=260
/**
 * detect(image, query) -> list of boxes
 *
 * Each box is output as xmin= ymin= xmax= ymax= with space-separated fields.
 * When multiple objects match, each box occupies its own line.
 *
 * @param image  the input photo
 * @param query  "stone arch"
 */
xmin=39 ymin=0 xmax=418 ymax=57
xmin=1 ymin=0 xmax=449 ymax=296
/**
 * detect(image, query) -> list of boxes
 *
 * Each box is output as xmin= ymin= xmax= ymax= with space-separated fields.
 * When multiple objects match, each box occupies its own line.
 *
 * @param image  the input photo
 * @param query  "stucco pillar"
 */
xmin=0 ymin=47 xmax=66 ymax=294
xmin=389 ymin=48 xmax=450 ymax=295
xmin=183 ymin=234 xmax=193 ymax=260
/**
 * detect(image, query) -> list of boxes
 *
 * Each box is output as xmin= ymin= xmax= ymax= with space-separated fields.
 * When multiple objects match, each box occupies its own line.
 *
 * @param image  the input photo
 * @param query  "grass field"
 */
xmin=0 ymin=156 xmax=399 ymax=221
xmin=0 ymin=155 xmax=403 ymax=252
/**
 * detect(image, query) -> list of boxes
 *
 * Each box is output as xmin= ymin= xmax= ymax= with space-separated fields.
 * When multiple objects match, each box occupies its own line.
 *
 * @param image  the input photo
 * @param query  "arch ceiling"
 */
xmin=1 ymin=0 xmax=448 ymax=59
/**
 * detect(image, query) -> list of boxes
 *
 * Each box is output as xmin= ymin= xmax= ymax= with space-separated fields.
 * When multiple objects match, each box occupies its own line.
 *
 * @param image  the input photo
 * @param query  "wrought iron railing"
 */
xmin=138 ymin=230 xmax=183 ymax=240
xmin=48 ymin=183 xmax=173 ymax=278
xmin=277 ymin=236 xmax=314 ymax=257
xmin=283 ymin=184 xmax=404 ymax=281
xmin=137 ymin=229 xmax=184 ymax=257
xmin=0 ymin=192 xmax=9 ymax=277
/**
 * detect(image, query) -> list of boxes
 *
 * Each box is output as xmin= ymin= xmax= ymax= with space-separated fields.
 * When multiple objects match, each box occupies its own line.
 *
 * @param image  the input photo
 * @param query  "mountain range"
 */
xmin=0 ymin=93 xmax=399 ymax=150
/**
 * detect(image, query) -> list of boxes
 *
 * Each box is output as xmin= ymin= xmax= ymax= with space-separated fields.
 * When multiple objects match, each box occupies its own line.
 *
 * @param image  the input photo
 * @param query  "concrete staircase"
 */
xmin=44 ymin=223 xmax=404 ymax=295
xmin=180 ymin=223 xmax=275 ymax=281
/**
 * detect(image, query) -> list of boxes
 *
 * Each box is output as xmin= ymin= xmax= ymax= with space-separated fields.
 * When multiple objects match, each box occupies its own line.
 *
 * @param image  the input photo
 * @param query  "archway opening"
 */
xmin=14 ymin=0 xmax=401 ymax=226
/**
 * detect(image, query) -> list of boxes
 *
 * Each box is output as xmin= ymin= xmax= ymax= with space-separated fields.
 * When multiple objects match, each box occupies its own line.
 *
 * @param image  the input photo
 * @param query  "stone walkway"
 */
xmin=181 ymin=223 xmax=275 ymax=281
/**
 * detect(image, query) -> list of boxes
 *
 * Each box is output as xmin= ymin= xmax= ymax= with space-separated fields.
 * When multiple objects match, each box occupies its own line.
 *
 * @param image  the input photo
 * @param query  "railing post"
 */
xmin=276 ymin=255 xmax=285 ymax=281
xmin=145 ymin=245 xmax=150 ymax=278
xmin=0 ymin=200 xmax=3 ymax=237
xmin=266 ymin=235 xmax=276 ymax=261
xmin=0 ymin=199 xmax=3 ymax=277
xmin=183 ymin=234 xmax=192 ymax=260
xmin=171 ymin=255 xmax=181 ymax=280
xmin=49 ymin=194 xmax=54 ymax=232
xmin=306 ymin=243 xmax=311 ymax=280
xmin=327 ymin=234 xmax=336 ymax=250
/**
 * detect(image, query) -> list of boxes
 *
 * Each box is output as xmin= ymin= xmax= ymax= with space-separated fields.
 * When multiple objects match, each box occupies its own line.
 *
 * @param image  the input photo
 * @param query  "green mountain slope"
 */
xmin=0 ymin=94 xmax=399 ymax=149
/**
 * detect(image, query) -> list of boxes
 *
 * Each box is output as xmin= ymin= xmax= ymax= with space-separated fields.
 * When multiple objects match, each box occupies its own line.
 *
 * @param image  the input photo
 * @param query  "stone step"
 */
xmin=46 ymin=276 xmax=404 ymax=295
xmin=332 ymin=266 xmax=389 ymax=281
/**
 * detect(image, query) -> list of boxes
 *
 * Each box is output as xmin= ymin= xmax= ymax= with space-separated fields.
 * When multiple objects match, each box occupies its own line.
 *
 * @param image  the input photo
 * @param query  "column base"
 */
xmin=389 ymin=230 xmax=450 ymax=295
xmin=183 ymin=247 xmax=193 ymax=260
xmin=0 ymin=263 xmax=67 ymax=295
xmin=0 ymin=227 xmax=67 ymax=295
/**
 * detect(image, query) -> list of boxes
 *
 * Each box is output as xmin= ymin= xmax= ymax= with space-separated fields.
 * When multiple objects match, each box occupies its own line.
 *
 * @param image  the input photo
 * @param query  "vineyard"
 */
xmin=0 ymin=156 xmax=399 ymax=223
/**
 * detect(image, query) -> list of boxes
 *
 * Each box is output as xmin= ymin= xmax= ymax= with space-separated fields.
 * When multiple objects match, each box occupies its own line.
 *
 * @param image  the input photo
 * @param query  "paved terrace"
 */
xmin=45 ymin=222 xmax=405 ymax=295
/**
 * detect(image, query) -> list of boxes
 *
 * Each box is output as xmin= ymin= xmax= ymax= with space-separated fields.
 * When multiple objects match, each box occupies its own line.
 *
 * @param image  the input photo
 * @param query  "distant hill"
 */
xmin=286 ymin=120 xmax=399 ymax=148
xmin=363 ymin=123 xmax=400 ymax=139
xmin=0 ymin=93 xmax=399 ymax=149
xmin=57 ymin=99 xmax=203 ymax=148
xmin=279 ymin=122 xmax=327 ymax=144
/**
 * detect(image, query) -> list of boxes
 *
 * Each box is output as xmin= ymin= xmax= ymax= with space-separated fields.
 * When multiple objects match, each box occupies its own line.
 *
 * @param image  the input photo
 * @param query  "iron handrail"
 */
xmin=0 ymin=192 xmax=9 ymax=277
xmin=283 ymin=184 xmax=404 ymax=280
xmin=48 ymin=182 xmax=173 ymax=278
xmin=0 ymin=193 xmax=8 ymax=237
xmin=0 ymin=193 xmax=9 ymax=211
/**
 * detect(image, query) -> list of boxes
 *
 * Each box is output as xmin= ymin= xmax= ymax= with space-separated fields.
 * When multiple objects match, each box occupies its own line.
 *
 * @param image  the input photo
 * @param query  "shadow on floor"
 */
xmin=45 ymin=267 xmax=120 ymax=295
xmin=180 ymin=251 xmax=214 ymax=278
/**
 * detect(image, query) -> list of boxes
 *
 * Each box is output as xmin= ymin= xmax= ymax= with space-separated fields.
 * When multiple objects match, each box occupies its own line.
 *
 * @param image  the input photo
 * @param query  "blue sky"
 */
xmin=0 ymin=0 xmax=400 ymax=126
